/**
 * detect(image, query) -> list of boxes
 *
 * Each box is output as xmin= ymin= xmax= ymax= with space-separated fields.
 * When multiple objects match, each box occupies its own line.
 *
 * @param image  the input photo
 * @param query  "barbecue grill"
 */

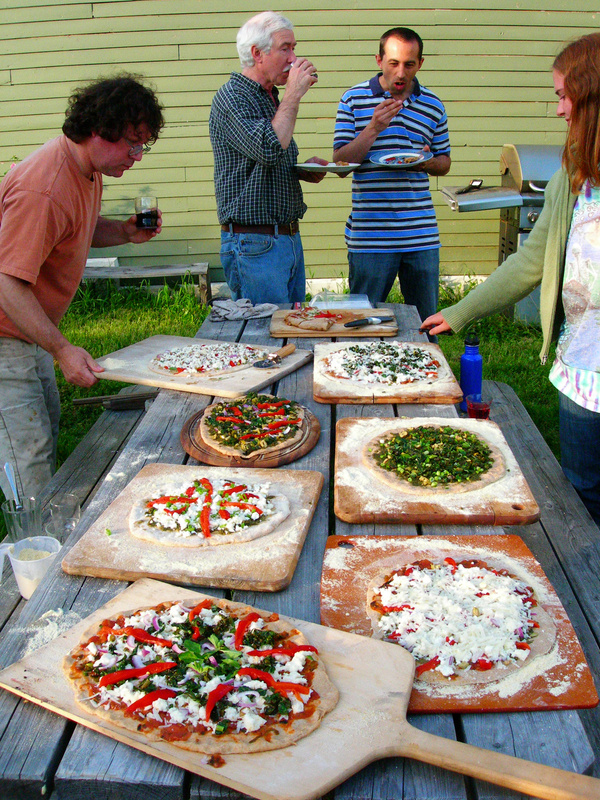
xmin=441 ymin=144 xmax=563 ymax=322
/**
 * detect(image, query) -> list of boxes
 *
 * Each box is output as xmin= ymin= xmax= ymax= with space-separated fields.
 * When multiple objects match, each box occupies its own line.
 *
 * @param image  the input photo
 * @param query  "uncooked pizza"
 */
xmin=367 ymin=558 xmax=556 ymax=685
xmin=283 ymin=308 xmax=343 ymax=331
xmin=129 ymin=475 xmax=290 ymax=547
xmin=363 ymin=424 xmax=505 ymax=493
xmin=199 ymin=392 xmax=305 ymax=458
xmin=64 ymin=597 xmax=338 ymax=754
xmin=148 ymin=343 xmax=270 ymax=378
xmin=322 ymin=341 xmax=441 ymax=385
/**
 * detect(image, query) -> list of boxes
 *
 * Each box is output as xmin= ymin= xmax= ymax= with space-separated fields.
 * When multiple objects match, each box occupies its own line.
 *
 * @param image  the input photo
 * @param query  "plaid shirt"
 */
xmin=209 ymin=73 xmax=306 ymax=225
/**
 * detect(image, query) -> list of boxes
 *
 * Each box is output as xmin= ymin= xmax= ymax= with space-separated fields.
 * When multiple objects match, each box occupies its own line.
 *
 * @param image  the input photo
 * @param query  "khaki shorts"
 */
xmin=0 ymin=337 xmax=60 ymax=500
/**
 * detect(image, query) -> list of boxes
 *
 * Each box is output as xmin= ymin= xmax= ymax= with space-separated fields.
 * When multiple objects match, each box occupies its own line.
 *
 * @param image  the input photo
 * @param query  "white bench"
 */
xmin=83 ymin=259 xmax=212 ymax=305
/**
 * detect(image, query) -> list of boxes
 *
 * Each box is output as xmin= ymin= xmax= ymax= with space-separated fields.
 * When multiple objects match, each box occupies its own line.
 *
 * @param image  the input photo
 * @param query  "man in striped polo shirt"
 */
xmin=333 ymin=28 xmax=451 ymax=333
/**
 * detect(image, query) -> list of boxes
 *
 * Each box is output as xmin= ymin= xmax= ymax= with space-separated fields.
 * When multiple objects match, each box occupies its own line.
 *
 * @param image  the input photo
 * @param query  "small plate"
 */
xmin=296 ymin=162 xmax=360 ymax=175
xmin=370 ymin=151 xmax=433 ymax=169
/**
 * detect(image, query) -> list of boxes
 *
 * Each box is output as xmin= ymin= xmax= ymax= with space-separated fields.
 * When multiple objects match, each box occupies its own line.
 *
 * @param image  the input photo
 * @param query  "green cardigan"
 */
xmin=443 ymin=168 xmax=577 ymax=363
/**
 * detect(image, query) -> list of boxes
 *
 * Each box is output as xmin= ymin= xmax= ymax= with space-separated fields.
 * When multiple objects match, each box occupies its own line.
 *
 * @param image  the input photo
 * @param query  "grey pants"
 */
xmin=0 ymin=337 xmax=60 ymax=500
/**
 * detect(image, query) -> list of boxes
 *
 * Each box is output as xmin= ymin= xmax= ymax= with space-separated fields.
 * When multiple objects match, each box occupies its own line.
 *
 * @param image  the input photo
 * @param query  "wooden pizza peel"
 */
xmin=61 ymin=463 xmax=323 ymax=592
xmin=313 ymin=341 xmax=463 ymax=404
xmin=334 ymin=417 xmax=540 ymax=525
xmin=270 ymin=308 xmax=399 ymax=337
xmin=94 ymin=335 xmax=313 ymax=397
xmin=0 ymin=578 xmax=599 ymax=800
xmin=320 ymin=534 xmax=599 ymax=713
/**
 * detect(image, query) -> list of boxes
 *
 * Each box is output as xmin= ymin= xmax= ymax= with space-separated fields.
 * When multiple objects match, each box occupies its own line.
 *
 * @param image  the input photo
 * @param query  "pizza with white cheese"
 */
xmin=322 ymin=341 xmax=441 ymax=385
xmin=148 ymin=343 xmax=269 ymax=378
xmin=129 ymin=476 xmax=290 ymax=547
xmin=64 ymin=597 xmax=338 ymax=754
xmin=199 ymin=392 xmax=305 ymax=459
xmin=367 ymin=558 xmax=556 ymax=685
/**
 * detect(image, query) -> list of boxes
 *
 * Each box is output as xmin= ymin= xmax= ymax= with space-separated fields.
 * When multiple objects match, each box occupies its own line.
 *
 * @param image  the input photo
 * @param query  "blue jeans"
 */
xmin=559 ymin=391 xmax=600 ymax=528
xmin=348 ymin=248 xmax=440 ymax=324
xmin=220 ymin=229 xmax=306 ymax=305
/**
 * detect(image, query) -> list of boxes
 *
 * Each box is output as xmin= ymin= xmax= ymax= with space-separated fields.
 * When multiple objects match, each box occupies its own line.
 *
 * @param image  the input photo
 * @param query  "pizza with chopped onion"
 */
xmin=129 ymin=475 xmax=290 ymax=547
xmin=367 ymin=558 xmax=556 ymax=685
xmin=199 ymin=392 xmax=305 ymax=459
xmin=64 ymin=597 xmax=338 ymax=754
xmin=148 ymin=343 xmax=269 ymax=378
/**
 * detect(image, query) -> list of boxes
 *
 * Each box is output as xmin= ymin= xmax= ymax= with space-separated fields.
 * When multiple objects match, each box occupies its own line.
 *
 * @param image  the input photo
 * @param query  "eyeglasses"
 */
xmin=123 ymin=136 xmax=152 ymax=156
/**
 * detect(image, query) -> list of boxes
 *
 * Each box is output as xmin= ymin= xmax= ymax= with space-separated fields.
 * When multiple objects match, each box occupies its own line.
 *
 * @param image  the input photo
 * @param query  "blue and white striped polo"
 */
xmin=333 ymin=75 xmax=451 ymax=253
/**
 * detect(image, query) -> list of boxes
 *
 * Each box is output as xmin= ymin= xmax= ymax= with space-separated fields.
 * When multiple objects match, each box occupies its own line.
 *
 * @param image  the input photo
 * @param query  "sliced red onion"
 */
xmin=490 ymin=618 xmax=500 ymax=627
xmin=131 ymin=654 xmax=144 ymax=669
xmin=208 ymin=656 xmax=218 ymax=667
xmin=171 ymin=643 xmax=184 ymax=654
xmin=152 ymin=615 xmax=160 ymax=631
xmin=126 ymin=635 xmax=135 ymax=649
xmin=98 ymin=654 xmax=118 ymax=669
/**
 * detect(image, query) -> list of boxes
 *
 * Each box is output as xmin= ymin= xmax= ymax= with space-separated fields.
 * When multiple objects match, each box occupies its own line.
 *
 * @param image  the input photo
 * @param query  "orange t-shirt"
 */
xmin=0 ymin=135 xmax=103 ymax=341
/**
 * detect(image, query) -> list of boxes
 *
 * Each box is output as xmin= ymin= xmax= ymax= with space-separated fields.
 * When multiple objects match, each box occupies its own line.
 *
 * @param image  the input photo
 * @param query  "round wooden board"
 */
xmin=180 ymin=408 xmax=321 ymax=467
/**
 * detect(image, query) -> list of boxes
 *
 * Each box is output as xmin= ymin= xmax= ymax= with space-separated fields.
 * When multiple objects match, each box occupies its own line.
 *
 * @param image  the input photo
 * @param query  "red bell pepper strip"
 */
xmin=218 ymin=508 xmax=231 ymax=520
xmin=234 ymin=612 xmax=261 ymax=650
xmin=108 ymin=627 xmax=173 ymax=648
xmin=222 ymin=501 xmax=263 ymax=516
xmin=515 ymin=642 xmax=531 ymax=650
xmin=256 ymin=401 xmax=288 ymax=409
xmin=239 ymin=431 xmax=271 ymax=440
xmin=215 ymin=415 xmax=248 ymax=423
xmin=266 ymin=419 xmax=301 ymax=429
xmin=230 ymin=406 xmax=243 ymax=416
xmin=189 ymin=598 xmax=213 ymax=622
xmin=99 ymin=661 xmax=177 ymax=687
xmin=127 ymin=688 xmax=177 ymax=713
xmin=205 ymin=683 xmax=235 ymax=721
xmin=474 ymin=657 xmax=494 ymax=671
xmin=221 ymin=484 xmax=248 ymax=495
xmin=191 ymin=626 xmax=201 ymax=640
xmin=257 ymin=409 xmax=286 ymax=417
xmin=380 ymin=603 xmax=413 ymax=613
xmin=200 ymin=503 xmax=211 ymax=538
xmin=415 ymin=656 xmax=440 ymax=677
xmin=444 ymin=557 xmax=457 ymax=573
xmin=237 ymin=667 xmax=310 ymax=698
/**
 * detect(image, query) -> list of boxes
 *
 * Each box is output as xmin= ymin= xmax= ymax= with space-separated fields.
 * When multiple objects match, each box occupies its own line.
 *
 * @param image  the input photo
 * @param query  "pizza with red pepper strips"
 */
xmin=199 ymin=392 xmax=305 ymax=459
xmin=366 ymin=558 xmax=556 ymax=685
xmin=128 ymin=474 xmax=290 ymax=547
xmin=283 ymin=307 xmax=343 ymax=331
xmin=64 ymin=597 xmax=338 ymax=754
xmin=148 ymin=343 xmax=270 ymax=379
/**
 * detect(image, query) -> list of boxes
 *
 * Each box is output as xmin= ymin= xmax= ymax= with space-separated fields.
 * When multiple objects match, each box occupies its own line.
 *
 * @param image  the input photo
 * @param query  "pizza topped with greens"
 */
xmin=323 ymin=341 xmax=440 ymax=385
xmin=64 ymin=597 xmax=338 ymax=754
xmin=199 ymin=392 xmax=305 ymax=458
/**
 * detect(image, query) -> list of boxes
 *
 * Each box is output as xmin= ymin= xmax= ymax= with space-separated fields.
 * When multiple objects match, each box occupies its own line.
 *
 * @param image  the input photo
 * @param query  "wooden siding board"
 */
xmin=0 ymin=2 xmax=598 ymax=281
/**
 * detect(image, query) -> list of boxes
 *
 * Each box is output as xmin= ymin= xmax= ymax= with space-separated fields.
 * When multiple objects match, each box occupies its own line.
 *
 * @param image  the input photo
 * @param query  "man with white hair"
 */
xmin=209 ymin=11 xmax=327 ymax=305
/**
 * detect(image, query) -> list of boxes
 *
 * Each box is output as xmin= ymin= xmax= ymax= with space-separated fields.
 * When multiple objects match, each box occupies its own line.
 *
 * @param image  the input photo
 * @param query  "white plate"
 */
xmin=370 ymin=151 xmax=433 ymax=168
xmin=296 ymin=162 xmax=360 ymax=175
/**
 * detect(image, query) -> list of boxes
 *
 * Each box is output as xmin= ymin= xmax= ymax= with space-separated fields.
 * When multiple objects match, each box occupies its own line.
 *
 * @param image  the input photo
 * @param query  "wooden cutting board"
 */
xmin=180 ymin=407 xmax=321 ymax=467
xmin=320 ymin=534 xmax=598 ymax=713
xmin=1 ymin=578 xmax=599 ymax=800
xmin=61 ymin=463 xmax=323 ymax=592
xmin=270 ymin=308 xmax=398 ymax=337
xmin=313 ymin=341 xmax=462 ymax=404
xmin=95 ymin=335 xmax=313 ymax=397
xmin=334 ymin=417 xmax=540 ymax=525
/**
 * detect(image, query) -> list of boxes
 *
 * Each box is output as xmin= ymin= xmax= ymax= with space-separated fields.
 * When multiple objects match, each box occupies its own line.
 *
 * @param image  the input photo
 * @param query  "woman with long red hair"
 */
xmin=421 ymin=32 xmax=600 ymax=527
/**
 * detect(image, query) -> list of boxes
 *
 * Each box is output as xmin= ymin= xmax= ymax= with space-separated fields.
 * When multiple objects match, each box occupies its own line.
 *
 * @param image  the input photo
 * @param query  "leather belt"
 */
xmin=221 ymin=221 xmax=300 ymax=236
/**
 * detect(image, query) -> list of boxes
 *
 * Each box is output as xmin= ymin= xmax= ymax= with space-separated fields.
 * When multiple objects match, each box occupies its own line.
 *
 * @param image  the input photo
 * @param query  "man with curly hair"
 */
xmin=0 ymin=74 xmax=164 ymax=500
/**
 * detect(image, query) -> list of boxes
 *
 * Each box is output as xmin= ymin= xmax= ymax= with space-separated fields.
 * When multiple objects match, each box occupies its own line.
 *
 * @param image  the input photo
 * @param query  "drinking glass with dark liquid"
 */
xmin=466 ymin=394 xmax=492 ymax=420
xmin=135 ymin=195 xmax=158 ymax=229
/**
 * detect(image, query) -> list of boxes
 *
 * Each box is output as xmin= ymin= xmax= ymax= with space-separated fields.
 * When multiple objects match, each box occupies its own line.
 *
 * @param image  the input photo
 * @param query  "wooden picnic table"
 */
xmin=0 ymin=303 xmax=599 ymax=800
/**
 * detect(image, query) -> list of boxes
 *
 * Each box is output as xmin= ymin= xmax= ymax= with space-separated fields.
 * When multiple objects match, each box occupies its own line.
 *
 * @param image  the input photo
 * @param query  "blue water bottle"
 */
xmin=459 ymin=334 xmax=482 ymax=412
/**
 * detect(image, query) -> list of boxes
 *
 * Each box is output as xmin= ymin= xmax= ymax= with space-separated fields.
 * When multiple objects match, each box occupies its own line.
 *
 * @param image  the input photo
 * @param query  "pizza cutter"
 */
xmin=253 ymin=343 xmax=296 ymax=368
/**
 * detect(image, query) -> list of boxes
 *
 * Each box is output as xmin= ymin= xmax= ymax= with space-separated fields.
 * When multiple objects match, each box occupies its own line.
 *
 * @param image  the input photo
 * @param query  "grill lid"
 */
xmin=500 ymin=144 xmax=563 ymax=192
xmin=440 ymin=185 xmax=521 ymax=212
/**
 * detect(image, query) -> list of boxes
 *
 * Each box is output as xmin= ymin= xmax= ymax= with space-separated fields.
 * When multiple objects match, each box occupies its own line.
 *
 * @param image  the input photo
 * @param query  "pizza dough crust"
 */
xmin=361 ymin=424 xmax=506 ymax=495
xmin=198 ymin=395 xmax=306 ymax=460
xmin=366 ymin=564 xmax=556 ymax=687
xmin=63 ymin=598 xmax=339 ymax=754
xmin=128 ymin=482 xmax=291 ymax=547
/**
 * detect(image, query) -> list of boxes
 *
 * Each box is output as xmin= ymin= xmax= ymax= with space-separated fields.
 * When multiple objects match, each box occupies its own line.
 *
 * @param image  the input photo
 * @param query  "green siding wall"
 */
xmin=1 ymin=1 xmax=599 ymax=282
